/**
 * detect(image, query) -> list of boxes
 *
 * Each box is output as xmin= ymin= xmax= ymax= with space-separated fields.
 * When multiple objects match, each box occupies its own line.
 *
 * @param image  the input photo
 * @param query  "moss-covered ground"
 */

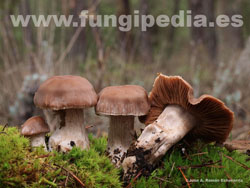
xmin=133 ymin=141 xmax=250 ymax=188
xmin=0 ymin=125 xmax=249 ymax=188
xmin=0 ymin=126 xmax=121 ymax=188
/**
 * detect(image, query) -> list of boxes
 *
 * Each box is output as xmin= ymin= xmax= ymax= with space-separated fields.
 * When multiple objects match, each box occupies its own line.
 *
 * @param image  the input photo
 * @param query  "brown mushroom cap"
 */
xmin=140 ymin=74 xmax=234 ymax=143
xmin=96 ymin=85 xmax=150 ymax=116
xmin=21 ymin=116 xmax=49 ymax=136
xmin=34 ymin=75 xmax=97 ymax=110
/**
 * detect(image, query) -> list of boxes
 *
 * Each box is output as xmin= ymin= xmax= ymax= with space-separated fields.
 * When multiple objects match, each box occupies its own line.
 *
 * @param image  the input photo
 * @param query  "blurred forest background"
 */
xmin=0 ymin=0 xmax=250 ymax=140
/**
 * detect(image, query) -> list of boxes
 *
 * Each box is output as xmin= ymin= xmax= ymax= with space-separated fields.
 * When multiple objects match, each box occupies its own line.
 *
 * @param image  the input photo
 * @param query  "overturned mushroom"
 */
xmin=34 ymin=75 xmax=97 ymax=152
xmin=122 ymin=74 xmax=234 ymax=179
xmin=95 ymin=85 xmax=150 ymax=167
xmin=21 ymin=116 xmax=49 ymax=150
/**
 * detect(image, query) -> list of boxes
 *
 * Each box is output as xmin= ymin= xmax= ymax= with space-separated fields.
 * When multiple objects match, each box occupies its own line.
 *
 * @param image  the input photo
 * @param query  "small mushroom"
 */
xmin=21 ymin=116 xmax=49 ymax=150
xmin=122 ymin=74 xmax=234 ymax=179
xmin=34 ymin=75 xmax=97 ymax=152
xmin=95 ymin=85 xmax=150 ymax=167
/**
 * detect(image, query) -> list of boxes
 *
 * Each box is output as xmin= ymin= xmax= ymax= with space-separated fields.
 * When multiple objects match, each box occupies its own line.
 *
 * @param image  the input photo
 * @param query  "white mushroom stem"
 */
xmin=122 ymin=105 xmax=196 ymax=177
xmin=48 ymin=109 xmax=89 ymax=152
xmin=30 ymin=133 xmax=47 ymax=150
xmin=107 ymin=116 xmax=135 ymax=167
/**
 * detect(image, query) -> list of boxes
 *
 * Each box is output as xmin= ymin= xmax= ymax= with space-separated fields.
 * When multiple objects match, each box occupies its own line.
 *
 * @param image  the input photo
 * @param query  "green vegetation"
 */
xmin=0 ymin=126 xmax=122 ymax=188
xmin=0 ymin=126 xmax=249 ymax=188
xmin=134 ymin=142 xmax=250 ymax=188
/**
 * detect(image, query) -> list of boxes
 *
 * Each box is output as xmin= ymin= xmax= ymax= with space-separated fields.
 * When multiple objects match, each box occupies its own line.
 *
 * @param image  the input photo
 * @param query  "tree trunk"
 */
xmin=167 ymin=0 xmax=180 ymax=56
xmin=217 ymin=0 xmax=244 ymax=60
xmin=189 ymin=0 xmax=217 ymax=61
xmin=20 ymin=0 xmax=34 ymax=48
xmin=117 ymin=0 xmax=132 ymax=60
xmin=69 ymin=0 xmax=87 ymax=59
xmin=139 ymin=0 xmax=153 ymax=63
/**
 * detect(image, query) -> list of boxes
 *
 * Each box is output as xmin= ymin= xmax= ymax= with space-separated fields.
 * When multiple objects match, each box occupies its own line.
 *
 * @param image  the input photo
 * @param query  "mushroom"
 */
xmin=95 ymin=85 xmax=150 ymax=167
xmin=122 ymin=74 xmax=234 ymax=179
xmin=21 ymin=116 xmax=49 ymax=150
xmin=34 ymin=75 xmax=97 ymax=152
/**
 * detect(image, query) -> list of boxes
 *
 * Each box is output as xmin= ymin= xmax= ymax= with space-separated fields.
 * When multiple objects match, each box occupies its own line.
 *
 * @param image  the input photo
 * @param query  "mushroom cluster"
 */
xmin=122 ymin=74 xmax=234 ymax=179
xmin=19 ymin=73 xmax=234 ymax=180
xmin=34 ymin=75 xmax=97 ymax=152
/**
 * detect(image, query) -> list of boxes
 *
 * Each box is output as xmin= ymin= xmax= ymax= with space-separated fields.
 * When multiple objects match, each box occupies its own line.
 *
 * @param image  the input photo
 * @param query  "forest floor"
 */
xmin=0 ymin=125 xmax=249 ymax=188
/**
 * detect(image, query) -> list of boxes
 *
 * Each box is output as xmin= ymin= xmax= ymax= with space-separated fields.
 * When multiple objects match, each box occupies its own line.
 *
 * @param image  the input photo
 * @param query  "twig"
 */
xmin=64 ymin=172 xmax=69 ymax=187
xmin=221 ymin=152 xmax=250 ymax=170
xmin=178 ymin=160 xmax=221 ymax=170
xmin=125 ymin=170 xmax=142 ymax=188
xmin=89 ymin=0 xmax=101 ymax=12
xmin=54 ymin=164 xmax=85 ymax=187
xmin=189 ymin=152 xmax=208 ymax=157
xmin=178 ymin=167 xmax=191 ymax=188
xmin=85 ymin=0 xmax=106 ymax=92
xmin=153 ymin=176 xmax=172 ymax=183
xmin=91 ymin=26 xmax=105 ymax=91
xmin=55 ymin=26 xmax=83 ymax=67
xmin=168 ymin=162 xmax=175 ymax=178
xmin=2 ymin=123 xmax=8 ymax=131
xmin=36 ymin=154 xmax=51 ymax=159
xmin=203 ymin=165 xmax=225 ymax=168
xmin=178 ymin=164 xmax=224 ymax=169
xmin=224 ymin=171 xmax=235 ymax=185
xmin=0 ymin=123 xmax=8 ymax=135
xmin=184 ymin=151 xmax=192 ymax=161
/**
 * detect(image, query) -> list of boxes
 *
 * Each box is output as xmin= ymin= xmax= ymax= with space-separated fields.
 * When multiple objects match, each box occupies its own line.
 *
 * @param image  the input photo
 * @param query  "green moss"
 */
xmin=134 ymin=142 xmax=250 ymax=188
xmin=1 ymin=126 xmax=249 ymax=188
xmin=0 ymin=126 xmax=122 ymax=188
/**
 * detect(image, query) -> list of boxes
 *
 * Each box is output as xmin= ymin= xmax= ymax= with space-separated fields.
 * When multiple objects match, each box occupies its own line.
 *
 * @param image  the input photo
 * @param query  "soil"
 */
xmin=123 ymin=144 xmax=154 ymax=183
